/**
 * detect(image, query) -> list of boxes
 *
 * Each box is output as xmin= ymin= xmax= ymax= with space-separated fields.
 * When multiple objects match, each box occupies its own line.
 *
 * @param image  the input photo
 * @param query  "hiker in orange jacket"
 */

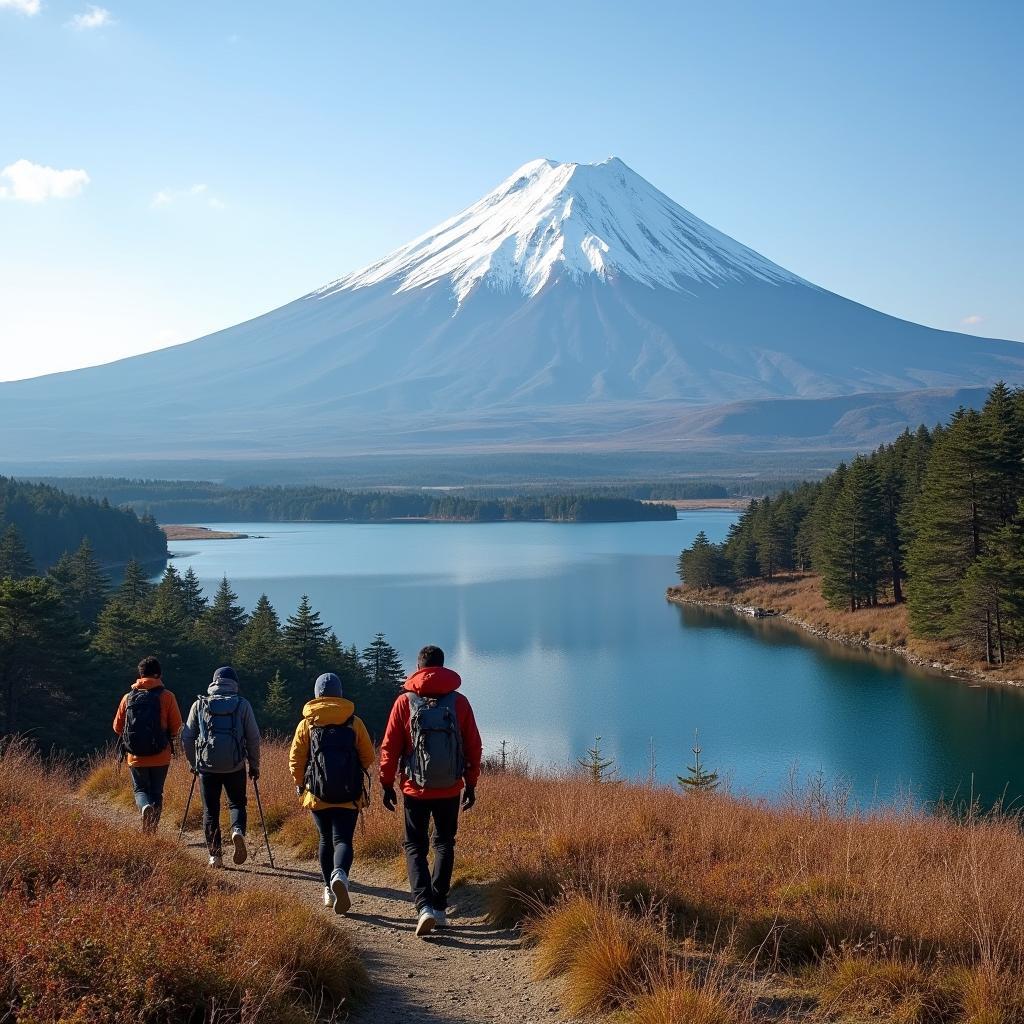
xmin=112 ymin=655 xmax=183 ymax=832
xmin=289 ymin=672 xmax=375 ymax=914
xmin=380 ymin=645 xmax=482 ymax=937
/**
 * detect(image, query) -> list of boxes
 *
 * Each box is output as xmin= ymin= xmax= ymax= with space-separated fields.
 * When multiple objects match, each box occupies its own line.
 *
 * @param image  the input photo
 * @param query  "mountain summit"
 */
xmin=1 ymin=157 xmax=1022 ymax=464
xmin=323 ymin=157 xmax=802 ymax=304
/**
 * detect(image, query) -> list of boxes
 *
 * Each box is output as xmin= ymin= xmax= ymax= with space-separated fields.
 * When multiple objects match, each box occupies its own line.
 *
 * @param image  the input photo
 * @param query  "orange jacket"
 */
xmin=379 ymin=667 xmax=482 ymax=800
xmin=113 ymin=677 xmax=183 ymax=768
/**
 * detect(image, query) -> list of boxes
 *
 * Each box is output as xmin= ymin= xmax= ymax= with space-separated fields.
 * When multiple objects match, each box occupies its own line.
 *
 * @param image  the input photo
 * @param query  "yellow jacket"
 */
xmin=289 ymin=696 xmax=375 ymax=811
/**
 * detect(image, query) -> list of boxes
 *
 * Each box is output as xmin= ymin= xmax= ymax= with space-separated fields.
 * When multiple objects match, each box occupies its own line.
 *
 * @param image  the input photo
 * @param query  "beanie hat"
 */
xmin=314 ymin=672 xmax=343 ymax=698
xmin=212 ymin=665 xmax=238 ymax=683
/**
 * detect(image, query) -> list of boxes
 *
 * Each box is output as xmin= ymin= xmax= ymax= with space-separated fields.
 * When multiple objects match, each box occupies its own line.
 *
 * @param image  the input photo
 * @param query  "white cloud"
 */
xmin=961 ymin=314 xmax=985 ymax=326
xmin=151 ymin=183 xmax=225 ymax=210
xmin=0 ymin=159 xmax=90 ymax=202
xmin=67 ymin=5 xmax=114 ymax=29
xmin=0 ymin=0 xmax=42 ymax=15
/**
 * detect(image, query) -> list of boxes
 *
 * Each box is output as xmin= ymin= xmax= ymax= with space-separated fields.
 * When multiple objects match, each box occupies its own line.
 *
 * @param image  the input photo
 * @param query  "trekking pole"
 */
xmin=252 ymin=777 xmax=275 ymax=868
xmin=179 ymin=771 xmax=198 ymax=841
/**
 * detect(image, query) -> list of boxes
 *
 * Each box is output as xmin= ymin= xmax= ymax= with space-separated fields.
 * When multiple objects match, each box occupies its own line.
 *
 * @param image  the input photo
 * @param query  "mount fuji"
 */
xmin=3 ymin=157 xmax=1022 ymax=466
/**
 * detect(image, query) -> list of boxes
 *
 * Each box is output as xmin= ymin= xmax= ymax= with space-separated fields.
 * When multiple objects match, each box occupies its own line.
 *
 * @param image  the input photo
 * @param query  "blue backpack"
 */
xmin=195 ymin=694 xmax=245 ymax=772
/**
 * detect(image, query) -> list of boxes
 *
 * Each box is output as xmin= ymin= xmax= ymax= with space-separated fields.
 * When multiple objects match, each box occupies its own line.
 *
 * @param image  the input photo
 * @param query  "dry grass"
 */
xmin=2 ymin=737 xmax=366 ymax=1023
xmin=78 ymin=738 xmax=1024 ymax=1022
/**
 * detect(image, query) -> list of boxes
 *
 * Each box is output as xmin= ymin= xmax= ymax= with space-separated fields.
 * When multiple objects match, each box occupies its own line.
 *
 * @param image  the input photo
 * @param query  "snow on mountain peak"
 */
xmin=319 ymin=157 xmax=803 ymax=305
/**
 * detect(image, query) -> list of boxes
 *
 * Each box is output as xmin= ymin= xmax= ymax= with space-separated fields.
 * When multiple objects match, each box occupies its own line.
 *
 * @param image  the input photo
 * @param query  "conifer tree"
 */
xmin=821 ymin=456 xmax=886 ymax=611
xmin=118 ymin=559 xmax=152 ymax=609
xmin=282 ymin=594 xmax=331 ymax=680
xmin=678 ymin=531 xmax=731 ymax=589
xmin=198 ymin=575 xmax=248 ymax=660
xmin=92 ymin=597 xmax=150 ymax=666
xmin=235 ymin=593 xmax=282 ymax=682
xmin=361 ymin=632 xmax=405 ymax=690
xmin=0 ymin=525 xmax=35 ymax=581
xmin=181 ymin=566 xmax=208 ymax=620
xmin=678 ymin=732 xmax=720 ymax=792
xmin=261 ymin=669 xmax=295 ymax=733
xmin=68 ymin=539 xmax=110 ymax=624
xmin=577 ymin=735 xmax=617 ymax=783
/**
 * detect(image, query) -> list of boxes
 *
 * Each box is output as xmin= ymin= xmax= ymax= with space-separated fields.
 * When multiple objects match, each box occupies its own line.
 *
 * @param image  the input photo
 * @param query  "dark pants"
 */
xmin=402 ymin=794 xmax=460 ymax=913
xmin=129 ymin=765 xmax=169 ymax=815
xmin=200 ymin=767 xmax=247 ymax=856
xmin=311 ymin=807 xmax=359 ymax=885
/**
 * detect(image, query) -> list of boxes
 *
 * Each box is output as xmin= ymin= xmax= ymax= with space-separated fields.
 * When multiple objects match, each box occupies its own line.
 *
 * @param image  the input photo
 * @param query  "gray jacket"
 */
xmin=181 ymin=678 xmax=261 ymax=773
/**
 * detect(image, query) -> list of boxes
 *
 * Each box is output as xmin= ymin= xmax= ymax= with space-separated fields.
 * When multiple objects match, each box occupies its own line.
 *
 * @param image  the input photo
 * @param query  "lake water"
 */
xmin=168 ymin=514 xmax=1024 ymax=807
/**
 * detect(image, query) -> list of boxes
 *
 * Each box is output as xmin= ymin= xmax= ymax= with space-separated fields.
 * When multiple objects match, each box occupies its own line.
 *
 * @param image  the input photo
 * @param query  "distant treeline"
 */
xmin=678 ymin=383 xmax=1024 ymax=667
xmin=29 ymin=478 xmax=676 ymax=523
xmin=0 ymin=476 xmax=166 ymax=571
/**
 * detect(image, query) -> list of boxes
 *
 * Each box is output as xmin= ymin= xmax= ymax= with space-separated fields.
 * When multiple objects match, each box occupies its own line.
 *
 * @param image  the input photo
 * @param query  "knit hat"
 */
xmin=212 ymin=665 xmax=238 ymax=683
xmin=314 ymin=672 xmax=343 ymax=698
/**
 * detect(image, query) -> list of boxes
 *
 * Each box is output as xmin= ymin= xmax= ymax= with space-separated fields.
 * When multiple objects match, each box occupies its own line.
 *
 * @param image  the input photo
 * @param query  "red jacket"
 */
xmin=379 ymin=666 xmax=482 ymax=799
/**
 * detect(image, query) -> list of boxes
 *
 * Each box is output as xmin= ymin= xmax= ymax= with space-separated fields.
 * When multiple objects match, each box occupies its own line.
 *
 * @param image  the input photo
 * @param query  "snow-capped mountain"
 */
xmin=1 ymin=157 xmax=1022 ymax=465
xmin=321 ymin=157 xmax=802 ymax=304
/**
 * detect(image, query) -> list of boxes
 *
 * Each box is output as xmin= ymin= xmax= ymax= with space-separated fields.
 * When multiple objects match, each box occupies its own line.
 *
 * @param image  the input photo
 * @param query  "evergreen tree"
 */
xmin=261 ymin=669 xmax=295 ymax=733
xmin=197 ymin=575 xmax=248 ymax=660
xmin=118 ymin=558 xmax=153 ymax=609
xmin=0 ymin=525 xmax=35 ymax=580
xmin=577 ymin=735 xmax=617 ymax=783
xmin=0 ymin=576 xmax=93 ymax=740
xmin=678 ymin=531 xmax=732 ymax=589
xmin=678 ymin=732 xmax=720 ymax=792
xmin=821 ymin=456 xmax=886 ymax=611
xmin=68 ymin=539 xmax=111 ymax=624
xmin=181 ymin=566 xmax=208 ymax=620
xmin=282 ymin=594 xmax=331 ymax=681
xmin=753 ymin=497 xmax=788 ymax=580
xmin=235 ymin=593 xmax=282 ymax=683
xmin=92 ymin=597 xmax=150 ymax=666
xmin=361 ymin=633 xmax=406 ymax=690
xmin=980 ymin=382 xmax=1024 ymax=531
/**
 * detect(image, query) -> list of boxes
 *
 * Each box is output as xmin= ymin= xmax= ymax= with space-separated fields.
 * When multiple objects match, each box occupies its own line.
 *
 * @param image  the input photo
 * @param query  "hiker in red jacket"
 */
xmin=380 ymin=645 xmax=482 ymax=938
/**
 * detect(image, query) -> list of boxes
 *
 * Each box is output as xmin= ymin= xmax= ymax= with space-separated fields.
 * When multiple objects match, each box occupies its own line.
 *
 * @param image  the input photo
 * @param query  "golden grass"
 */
xmin=625 ymin=976 xmax=739 ymax=1024
xmin=3 ymin=737 xmax=367 ymax=1023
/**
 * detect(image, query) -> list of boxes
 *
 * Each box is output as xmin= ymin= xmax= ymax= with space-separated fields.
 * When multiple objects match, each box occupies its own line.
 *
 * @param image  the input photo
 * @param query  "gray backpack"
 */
xmin=195 ymin=694 xmax=245 ymax=772
xmin=404 ymin=692 xmax=465 ymax=789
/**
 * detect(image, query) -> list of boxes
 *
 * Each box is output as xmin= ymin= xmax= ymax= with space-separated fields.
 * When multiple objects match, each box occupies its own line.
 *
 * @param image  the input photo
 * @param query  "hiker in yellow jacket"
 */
xmin=289 ymin=671 xmax=374 ymax=914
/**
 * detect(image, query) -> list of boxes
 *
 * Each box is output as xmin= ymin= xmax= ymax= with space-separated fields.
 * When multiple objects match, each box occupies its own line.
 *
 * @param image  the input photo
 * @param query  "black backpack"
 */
xmin=304 ymin=716 xmax=366 ymax=804
xmin=122 ymin=686 xmax=169 ymax=757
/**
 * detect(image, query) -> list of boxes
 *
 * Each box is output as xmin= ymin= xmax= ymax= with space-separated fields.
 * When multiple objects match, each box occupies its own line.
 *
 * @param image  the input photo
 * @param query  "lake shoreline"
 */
xmin=666 ymin=578 xmax=1024 ymax=690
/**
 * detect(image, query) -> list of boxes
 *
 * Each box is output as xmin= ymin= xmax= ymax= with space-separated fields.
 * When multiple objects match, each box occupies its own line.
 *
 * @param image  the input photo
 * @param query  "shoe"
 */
xmin=208 ymin=854 xmax=224 ymax=868
xmin=432 ymin=908 xmax=448 ymax=929
xmin=141 ymin=803 xmax=156 ymax=832
xmin=415 ymin=909 xmax=436 ymax=938
xmin=231 ymin=829 xmax=248 ymax=865
xmin=323 ymin=886 xmax=336 ymax=908
xmin=330 ymin=869 xmax=351 ymax=915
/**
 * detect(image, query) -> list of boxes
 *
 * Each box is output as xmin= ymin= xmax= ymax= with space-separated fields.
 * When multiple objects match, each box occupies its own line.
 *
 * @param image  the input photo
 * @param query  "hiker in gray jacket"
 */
xmin=181 ymin=666 xmax=261 ymax=868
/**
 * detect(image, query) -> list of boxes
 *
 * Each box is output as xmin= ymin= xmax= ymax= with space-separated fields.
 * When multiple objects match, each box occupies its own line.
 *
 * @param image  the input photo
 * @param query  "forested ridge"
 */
xmin=0 ymin=545 xmax=407 ymax=752
xmin=0 ymin=476 xmax=166 ymax=570
xmin=678 ymin=383 xmax=1024 ymax=667
xmin=35 ymin=478 xmax=677 ymax=523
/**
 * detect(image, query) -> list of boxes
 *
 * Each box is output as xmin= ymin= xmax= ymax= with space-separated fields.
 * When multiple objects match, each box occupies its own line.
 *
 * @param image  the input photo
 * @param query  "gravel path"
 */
xmin=92 ymin=798 xmax=569 ymax=1023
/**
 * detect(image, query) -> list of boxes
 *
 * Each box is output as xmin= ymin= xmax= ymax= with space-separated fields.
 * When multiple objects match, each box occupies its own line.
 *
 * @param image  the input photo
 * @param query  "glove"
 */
xmin=382 ymin=784 xmax=398 ymax=812
xmin=249 ymin=767 xmax=260 ymax=781
xmin=461 ymin=785 xmax=476 ymax=811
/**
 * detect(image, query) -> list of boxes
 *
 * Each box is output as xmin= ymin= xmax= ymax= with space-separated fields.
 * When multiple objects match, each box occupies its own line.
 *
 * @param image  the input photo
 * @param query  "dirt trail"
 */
xmin=91 ymin=798 xmax=569 ymax=1023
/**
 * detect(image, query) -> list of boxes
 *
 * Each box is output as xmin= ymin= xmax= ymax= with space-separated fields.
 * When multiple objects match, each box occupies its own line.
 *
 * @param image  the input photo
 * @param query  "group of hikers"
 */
xmin=113 ymin=645 xmax=482 ymax=937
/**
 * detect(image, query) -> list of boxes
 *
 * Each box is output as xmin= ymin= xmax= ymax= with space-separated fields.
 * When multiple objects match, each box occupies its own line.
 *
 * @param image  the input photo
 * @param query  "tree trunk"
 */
xmin=995 ymin=600 xmax=1005 ymax=666
xmin=985 ymin=608 xmax=994 ymax=665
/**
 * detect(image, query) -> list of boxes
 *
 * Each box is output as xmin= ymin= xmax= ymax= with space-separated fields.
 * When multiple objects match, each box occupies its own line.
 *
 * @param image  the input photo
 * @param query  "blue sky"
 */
xmin=1 ymin=0 xmax=1021 ymax=380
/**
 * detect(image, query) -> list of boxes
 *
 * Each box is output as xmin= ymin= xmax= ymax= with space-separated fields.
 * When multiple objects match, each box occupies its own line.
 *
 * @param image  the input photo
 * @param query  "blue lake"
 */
xmin=168 ymin=513 xmax=1024 ymax=807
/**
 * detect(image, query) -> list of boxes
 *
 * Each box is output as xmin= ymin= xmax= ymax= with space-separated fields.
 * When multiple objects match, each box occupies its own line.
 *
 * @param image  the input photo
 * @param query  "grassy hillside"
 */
xmin=85 ymin=740 xmax=1024 ymax=1023
xmin=2 ymin=739 xmax=366 ymax=1023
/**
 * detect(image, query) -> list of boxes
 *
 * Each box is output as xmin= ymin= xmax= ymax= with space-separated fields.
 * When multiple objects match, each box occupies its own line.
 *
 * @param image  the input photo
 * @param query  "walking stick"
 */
xmin=179 ymin=771 xmax=198 ymax=841
xmin=252 ymin=777 xmax=275 ymax=868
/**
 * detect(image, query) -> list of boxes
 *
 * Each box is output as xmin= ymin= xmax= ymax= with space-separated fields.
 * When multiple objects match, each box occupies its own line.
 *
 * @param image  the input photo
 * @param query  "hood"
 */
xmin=302 ymin=696 xmax=355 ymax=726
xmin=133 ymin=676 xmax=163 ymax=690
xmin=207 ymin=679 xmax=239 ymax=697
xmin=404 ymin=666 xmax=462 ymax=697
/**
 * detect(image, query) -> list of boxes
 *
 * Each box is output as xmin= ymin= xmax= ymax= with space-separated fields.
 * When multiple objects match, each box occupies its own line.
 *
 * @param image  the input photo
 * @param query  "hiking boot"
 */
xmin=432 ymin=908 xmax=448 ymax=929
xmin=415 ymin=909 xmax=436 ymax=938
xmin=141 ymin=803 xmax=157 ymax=832
xmin=231 ymin=829 xmax=248 ymax=865
xmin=323 ymin=886 xmax=336 ymax=908
xmin=208 ymin=853 xmax=224 ymax=868
xmin=330 ymin=869 xmax=351 ymax=915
